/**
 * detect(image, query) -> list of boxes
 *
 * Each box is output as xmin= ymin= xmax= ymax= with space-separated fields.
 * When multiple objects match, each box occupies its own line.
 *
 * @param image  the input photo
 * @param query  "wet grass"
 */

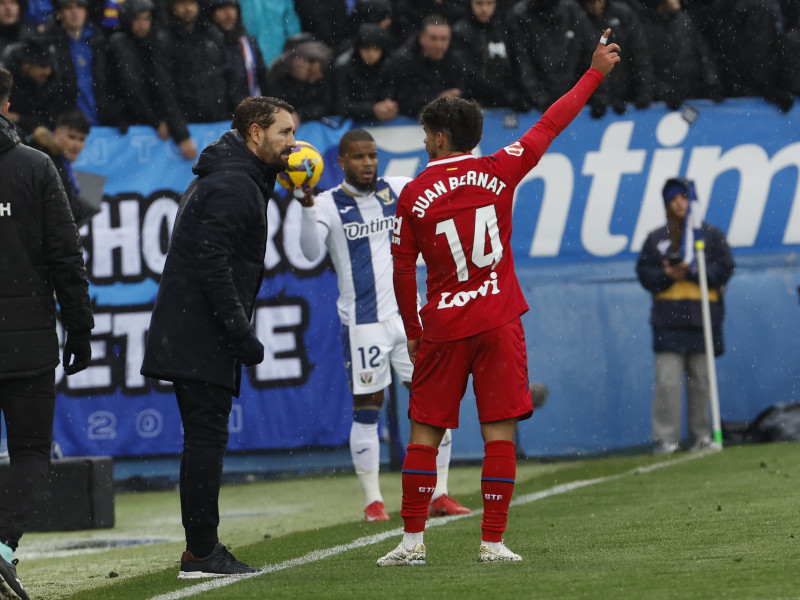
xmin=15 ymin=442 xmax=800 ymax=600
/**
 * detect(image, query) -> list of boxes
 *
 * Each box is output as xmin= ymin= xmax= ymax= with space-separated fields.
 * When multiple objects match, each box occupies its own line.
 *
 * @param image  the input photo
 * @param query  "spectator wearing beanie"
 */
xmin=332 ymin=22 xmax=398 ymax=122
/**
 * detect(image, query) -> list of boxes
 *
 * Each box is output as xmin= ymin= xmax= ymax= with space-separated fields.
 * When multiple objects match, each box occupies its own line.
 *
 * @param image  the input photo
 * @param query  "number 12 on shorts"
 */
xmin=358 ymin=345 xmax=380 ymax=369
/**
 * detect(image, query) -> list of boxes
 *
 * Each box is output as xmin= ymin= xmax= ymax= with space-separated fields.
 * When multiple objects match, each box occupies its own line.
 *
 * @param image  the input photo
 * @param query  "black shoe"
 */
xmin=178 ymin=543 xmax=261 ymax=579
xmin=0 ymin=556 xmax=29 ymax=600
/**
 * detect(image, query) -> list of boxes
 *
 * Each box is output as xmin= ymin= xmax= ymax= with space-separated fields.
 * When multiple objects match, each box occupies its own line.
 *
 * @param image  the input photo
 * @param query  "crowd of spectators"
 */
xmin=0 ymin=0 xmax=798 ymax=155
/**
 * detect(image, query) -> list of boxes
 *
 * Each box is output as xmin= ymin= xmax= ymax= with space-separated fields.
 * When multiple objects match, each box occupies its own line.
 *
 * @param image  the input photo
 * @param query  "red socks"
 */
xmin=481 ymin=440 xmax=516 ymax=542
xmin=400 ymin=444 xmax=438 ymax=533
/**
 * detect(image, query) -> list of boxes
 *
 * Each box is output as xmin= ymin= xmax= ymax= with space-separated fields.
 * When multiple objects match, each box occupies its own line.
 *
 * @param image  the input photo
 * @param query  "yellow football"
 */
xmin=277 ymin=141 xmax=325 ymax=191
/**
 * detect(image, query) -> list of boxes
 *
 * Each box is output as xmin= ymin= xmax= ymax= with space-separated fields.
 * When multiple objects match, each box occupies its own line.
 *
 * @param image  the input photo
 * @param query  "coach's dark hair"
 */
xmin=232 ymin=96 xmax=294 ymax=139
xmin=338 ymin=128 xmax=374 ymax=157
xmin=55 ymin=108 xmax=91 ymax=134
xmin=0 ymin=68 xmax=12 ymax=106
xmin=419 ymin=96 xmax=483 ymax=153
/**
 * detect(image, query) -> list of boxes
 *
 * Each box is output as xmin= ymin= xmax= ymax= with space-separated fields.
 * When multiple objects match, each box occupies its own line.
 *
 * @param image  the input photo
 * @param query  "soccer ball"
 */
xmin=277 ymin=141 xmax=325 ymax=191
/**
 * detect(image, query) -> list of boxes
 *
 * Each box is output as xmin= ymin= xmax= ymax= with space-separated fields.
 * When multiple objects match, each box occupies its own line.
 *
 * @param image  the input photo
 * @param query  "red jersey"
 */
xmin=392 ymin=68 xmax=604 ymax=342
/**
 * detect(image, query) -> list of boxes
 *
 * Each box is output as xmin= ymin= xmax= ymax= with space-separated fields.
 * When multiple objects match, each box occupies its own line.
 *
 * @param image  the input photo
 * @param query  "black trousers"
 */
xmin=174 ymin=379 xmax=232 ymax=554
xmin=0 ymin=371 xmax=55 ymax=549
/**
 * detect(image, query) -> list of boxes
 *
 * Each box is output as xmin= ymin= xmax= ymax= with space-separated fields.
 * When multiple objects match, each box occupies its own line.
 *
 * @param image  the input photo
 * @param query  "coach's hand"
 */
xmin=591 ymin=28 xmax=621 ymax=76
xmin=407 ymin=337 xmax=420 ymax=366
xmin=63 ymin=330 xmax=92 ymax=375
xmin=234 ymin=326 xmax=265 ymax=366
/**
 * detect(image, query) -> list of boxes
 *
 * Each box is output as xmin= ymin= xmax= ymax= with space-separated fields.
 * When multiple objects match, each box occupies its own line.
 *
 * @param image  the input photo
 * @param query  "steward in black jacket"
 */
xmin=0 ymin=103 xmax=92 ymax=597
xmin=141 ymin=103 xmax=289 ymax=394
xmin=0 ymin=111 xmax=93 ymax=378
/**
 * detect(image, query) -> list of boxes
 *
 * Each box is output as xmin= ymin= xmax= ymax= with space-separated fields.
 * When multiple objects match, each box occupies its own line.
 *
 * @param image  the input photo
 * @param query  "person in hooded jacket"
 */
xmin=141 ymin=96 xmax=297 ymax=579
xmin=2 ymin=35 xmax=67 ymax=133
xmin=0 ymin=0 xmax=35 ymax=57
xmin=332 ymin=23 xmax=398 ymax=122
xmin=578 ymin=0 xmax=654 ymax=117
xmin=268 ymin=40 xmax=332 ymax=125
xmin=0 ymin=67 xmax=93 ymax=600
xmin=106 ymin=0 xmax=198 ymax=159
xmin=206 ymin=0 xmax=271 ymax=109
xmin=507 ymin=0 xmax=596 ymax=113
xmin=638 ymin=0 xmax=723 ymax=110
xmin=161 ymin=0 xmax=231 ymax=124
xmin=452 ymin=0 xmax=529 ymax=111
xmin=701 ymin=0 xmax=793 ymax=112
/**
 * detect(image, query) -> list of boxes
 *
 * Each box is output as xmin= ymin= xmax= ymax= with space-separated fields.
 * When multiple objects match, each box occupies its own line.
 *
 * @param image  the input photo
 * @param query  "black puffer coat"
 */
xmin=141 ymin=130 xmax=278 ymax=394
xmin=106 ymin=0 xmax=189 ymax=141
xmin=0 ymin=113 xmax=93 ymax=379
xmin=507 ymin=0 xmax=595 ymax=112
xmin=639 ymin=6 xmax=723 ymax=109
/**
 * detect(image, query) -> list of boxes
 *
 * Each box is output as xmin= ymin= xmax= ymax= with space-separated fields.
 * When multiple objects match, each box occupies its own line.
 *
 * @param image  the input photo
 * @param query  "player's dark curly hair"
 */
xmin=419 ymin=96 xmax=483 ymax=153
xmin=232 ymin=96 xmax=295 ymax=138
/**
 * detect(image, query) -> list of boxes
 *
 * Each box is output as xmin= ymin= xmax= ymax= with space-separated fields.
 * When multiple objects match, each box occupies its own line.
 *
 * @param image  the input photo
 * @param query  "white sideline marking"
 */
xmin=146 ymin=453 xmax=704 ymax=600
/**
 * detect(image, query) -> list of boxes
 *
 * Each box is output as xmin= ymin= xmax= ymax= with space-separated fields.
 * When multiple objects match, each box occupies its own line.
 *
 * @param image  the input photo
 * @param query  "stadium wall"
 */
xmin=24 ymin=98 xmax=800 ymax=468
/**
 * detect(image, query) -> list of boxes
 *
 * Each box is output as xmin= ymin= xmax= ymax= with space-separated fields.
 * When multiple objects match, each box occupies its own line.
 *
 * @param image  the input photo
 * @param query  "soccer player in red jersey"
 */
xmin=377 ymin=29 xmax=621 ymax=566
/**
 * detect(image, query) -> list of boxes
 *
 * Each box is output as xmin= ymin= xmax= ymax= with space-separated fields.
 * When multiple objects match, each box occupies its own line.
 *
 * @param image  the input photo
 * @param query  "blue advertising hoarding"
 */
xmin=51 ymin=98 xmax=800 ymax=459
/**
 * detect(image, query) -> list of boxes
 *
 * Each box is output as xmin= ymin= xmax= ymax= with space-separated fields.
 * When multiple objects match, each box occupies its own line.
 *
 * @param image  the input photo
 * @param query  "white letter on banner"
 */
xmin=112 ymin=311 xmax=151 ymax=389
xmin=141 ymin=197 xmax=178 ymax=275
xmin=254 ymin=304 xmax=303 ymax=381
xmin=265 ymin=201 xmax=282 ymax=271
xmin=581 ymin=121 xmax=646 ymax=257
xmin=687 ymin=142 xmax=800 ymax=247
xmin=90 ymin=200 xmax=142 ymax=278
xmin=513 ymin=153 xmax=573 ymax=258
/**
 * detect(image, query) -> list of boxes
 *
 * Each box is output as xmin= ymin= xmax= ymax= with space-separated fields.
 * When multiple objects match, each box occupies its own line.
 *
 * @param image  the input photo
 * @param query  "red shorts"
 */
xmin=409 ymin=318 xmax=533 ymax=429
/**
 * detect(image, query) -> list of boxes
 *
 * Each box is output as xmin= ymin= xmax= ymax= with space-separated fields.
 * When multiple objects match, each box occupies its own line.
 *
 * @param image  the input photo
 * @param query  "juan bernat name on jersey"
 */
xmin=408 ymin=169 xmax=508 ymax=218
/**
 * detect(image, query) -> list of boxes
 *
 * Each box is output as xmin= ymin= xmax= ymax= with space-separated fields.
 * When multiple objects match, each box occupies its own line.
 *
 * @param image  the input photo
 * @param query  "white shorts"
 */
xmin=342 ymin=314 xmax=414 ymax=395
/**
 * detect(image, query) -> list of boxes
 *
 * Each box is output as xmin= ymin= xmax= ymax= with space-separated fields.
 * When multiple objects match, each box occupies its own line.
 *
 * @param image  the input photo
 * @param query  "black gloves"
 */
xmin=63 ymin=330 xmax=92 ymax=375
xmin=233 ymin=327 xmax=264 ymax=367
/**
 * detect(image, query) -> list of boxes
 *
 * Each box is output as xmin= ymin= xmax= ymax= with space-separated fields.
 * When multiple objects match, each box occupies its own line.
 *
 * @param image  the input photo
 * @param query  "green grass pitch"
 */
xmin=15 ymin=441 xmax=800 ymax=599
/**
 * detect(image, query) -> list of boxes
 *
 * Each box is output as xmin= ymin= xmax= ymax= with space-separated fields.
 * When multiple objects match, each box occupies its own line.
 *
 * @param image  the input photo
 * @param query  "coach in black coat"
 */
xmin=141 ymin=98 xmax=296 ymax=573
xmin=141 ymin=112 xmax=283 ymax=395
